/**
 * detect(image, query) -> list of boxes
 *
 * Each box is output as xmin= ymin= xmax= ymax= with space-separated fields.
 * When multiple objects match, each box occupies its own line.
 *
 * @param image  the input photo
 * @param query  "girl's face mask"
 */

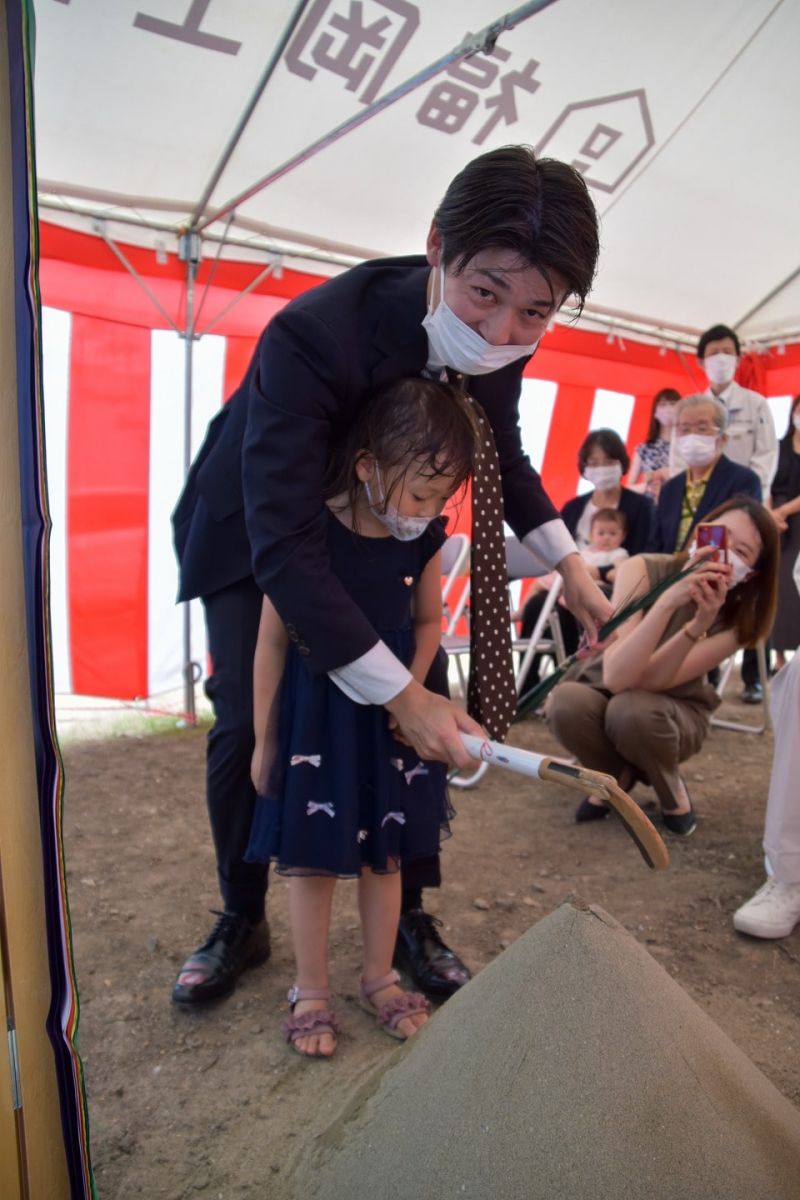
xmin=364 ymin=466 xmax=433 ymax=541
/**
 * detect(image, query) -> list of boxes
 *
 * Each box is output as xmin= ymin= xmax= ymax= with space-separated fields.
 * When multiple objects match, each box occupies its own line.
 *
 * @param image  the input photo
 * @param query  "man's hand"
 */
xmin=556 ymin=552 xmax=614 ymax=644
xmin=385 ymin=680 xmax=486 ymax=769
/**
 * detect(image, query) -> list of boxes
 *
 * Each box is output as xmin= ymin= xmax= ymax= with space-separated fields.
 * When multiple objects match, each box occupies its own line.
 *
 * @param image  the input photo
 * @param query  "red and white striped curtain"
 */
xmin=40 ymin=228 xmax=800 ymax=700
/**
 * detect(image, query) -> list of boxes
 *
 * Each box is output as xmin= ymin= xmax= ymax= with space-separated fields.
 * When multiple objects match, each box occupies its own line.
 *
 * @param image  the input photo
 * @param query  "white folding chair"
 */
xmin=440 ymin=532 xmax=470 ymax=612
xmin=504 ymin=537 xmax=566 ymax=697
xmin=448 ymin=537 xmax=567 ymax=789
xmin=710 ymin=640 xmax=771 ymax=735
xmin=439 ymin=534 xmax=471 ymax=697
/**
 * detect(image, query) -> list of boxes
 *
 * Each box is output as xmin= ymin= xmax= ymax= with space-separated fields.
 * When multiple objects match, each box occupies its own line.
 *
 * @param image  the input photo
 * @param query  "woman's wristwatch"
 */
xmin=681 ymin=622 xmax=707 ymax=643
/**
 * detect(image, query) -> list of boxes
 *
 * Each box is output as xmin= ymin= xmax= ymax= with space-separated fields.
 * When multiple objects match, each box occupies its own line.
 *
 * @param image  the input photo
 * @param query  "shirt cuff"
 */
xmin=329 ymin=640 xmax=413 ymax=706
xmin=523 ymin=520 xmax=578 ymax=571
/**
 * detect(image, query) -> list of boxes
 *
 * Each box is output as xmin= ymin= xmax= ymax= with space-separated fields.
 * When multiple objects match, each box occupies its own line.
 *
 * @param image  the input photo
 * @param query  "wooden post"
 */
xmin=0 ymin=5 xmax=72 ymax=1196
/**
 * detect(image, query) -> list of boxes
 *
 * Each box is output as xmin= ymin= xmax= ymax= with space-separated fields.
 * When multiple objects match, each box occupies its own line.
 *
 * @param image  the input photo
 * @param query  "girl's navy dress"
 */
xmin=246 ymin=510 xmax=453 ymax=878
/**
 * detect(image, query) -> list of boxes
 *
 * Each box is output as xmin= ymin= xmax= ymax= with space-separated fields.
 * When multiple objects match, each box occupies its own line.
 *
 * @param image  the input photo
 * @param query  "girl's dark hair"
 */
xmin=324 ymin=378 xmax=479 ymax=523
xmin=677 ymin=496 xmax=780 ymax=645
xmin=434 ymin=146 xmax=599 ymax=313
xmin=782 ymin=394 xmax=800 ymax=443
xmin=646 ymin=387 xmax=681 ymax=443
xmin=578 ymin=428 xmax=630 ymax=475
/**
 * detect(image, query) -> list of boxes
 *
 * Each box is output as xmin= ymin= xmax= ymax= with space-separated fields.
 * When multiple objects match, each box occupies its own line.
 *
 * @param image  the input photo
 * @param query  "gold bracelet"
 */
xmin=682 ymin=623 xmax=707 ymax=643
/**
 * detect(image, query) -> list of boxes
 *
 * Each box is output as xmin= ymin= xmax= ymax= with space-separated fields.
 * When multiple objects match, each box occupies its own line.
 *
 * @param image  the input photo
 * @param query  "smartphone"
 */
xmin=695 ymin=523 xmax=728 ymax=563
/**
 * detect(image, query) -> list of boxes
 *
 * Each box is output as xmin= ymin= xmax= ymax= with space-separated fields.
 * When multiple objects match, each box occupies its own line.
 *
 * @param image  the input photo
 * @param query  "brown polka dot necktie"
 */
xmin=459 ymin=388 xmax=518 ymax=742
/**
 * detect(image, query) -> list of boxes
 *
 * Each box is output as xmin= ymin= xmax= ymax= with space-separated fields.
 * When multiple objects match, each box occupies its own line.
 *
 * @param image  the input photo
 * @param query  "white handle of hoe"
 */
xmin=460 ymin=733 xmax=548 ymax=779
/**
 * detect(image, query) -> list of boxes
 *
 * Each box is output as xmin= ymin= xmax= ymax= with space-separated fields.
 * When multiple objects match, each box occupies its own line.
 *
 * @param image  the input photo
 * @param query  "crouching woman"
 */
xmin=546 ymin=497 xmax=779 ymax=837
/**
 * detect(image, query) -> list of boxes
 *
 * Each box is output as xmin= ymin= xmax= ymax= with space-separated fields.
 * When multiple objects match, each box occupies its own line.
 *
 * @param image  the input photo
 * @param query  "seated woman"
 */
xmin=546 ymin=496 xmax=779 ymax=836
xmin=518 ymin=429 xmax=654 ymax=695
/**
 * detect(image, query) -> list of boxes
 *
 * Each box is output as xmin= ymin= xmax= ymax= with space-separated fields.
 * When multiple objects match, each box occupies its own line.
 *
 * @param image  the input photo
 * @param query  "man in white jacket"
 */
xmin=672 ymin=323 xmax=778 ymax=702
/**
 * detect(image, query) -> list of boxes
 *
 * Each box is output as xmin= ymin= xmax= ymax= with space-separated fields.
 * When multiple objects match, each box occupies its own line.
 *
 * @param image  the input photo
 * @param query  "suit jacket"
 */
xmin=560 ymin=487 xmax=655 ymax=557
xmin=650 ymin=454 xmax=762 ymax=553
xmin=173 ymin=255 xmax=561 ymax=674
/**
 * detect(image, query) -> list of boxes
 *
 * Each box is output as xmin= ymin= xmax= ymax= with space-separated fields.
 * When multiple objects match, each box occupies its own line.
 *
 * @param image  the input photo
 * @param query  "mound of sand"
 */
xmin=294 ymin=903 xmax=800 ymax=1200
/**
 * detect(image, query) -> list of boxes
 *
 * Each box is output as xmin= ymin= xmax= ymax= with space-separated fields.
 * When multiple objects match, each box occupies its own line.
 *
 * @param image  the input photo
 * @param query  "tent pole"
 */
xmin=180 ymin=232 xmax=201 ymax=723
xmin=734 ymin=263 xmax=800 ymax=333
xmin=94 ymin=222 xmax=181 ymax=332
xmin=197 ymin=259 xmax=277 ymax=338
xmin=189 ymin=0 xmax=313 ymax=227
xmin=196 ymin=0 xmax=560 ymax=233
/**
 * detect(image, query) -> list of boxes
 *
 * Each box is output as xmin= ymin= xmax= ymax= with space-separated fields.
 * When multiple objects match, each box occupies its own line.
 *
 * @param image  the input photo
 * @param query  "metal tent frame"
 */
xmin=36 ymin=1 xmax=557 ymax=718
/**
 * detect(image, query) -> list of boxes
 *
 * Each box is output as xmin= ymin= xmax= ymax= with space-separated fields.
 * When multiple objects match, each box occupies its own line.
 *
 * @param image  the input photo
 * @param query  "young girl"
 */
xmin=246 ymin=377 xmax=478 ymax=1059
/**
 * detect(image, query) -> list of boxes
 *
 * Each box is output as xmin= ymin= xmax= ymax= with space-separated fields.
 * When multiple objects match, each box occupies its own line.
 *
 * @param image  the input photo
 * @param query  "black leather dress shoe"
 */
xmin=171 ymin=912 xmax=271 ymax=1006
xmin=741 ymin=682 xmax=764 ymax=705
xmin=393 ymin=909 xmax=471 ymax=1000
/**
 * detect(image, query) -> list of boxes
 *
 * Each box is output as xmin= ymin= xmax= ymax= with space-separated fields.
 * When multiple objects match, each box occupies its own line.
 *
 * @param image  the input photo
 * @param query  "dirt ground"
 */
xmin=63 ymin=697 xmax=800 ymax=1199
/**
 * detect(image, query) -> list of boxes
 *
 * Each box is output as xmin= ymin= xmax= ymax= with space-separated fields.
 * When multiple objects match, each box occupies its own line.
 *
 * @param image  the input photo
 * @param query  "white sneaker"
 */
xmin=733 ymin=879 xmax=800 ymax=939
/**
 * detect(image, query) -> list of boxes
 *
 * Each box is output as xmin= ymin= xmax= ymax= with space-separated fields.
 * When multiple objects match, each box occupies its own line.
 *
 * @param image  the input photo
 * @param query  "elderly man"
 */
xmin=652 ymin=395 xmax=762 ymax=554
xmin=672 ymin=324 xmax=777 ymax=702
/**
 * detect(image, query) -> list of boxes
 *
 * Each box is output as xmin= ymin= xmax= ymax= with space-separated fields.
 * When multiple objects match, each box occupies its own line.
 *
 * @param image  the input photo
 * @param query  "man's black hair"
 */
xmin=433 ymin=145 xmax=599 ymax=313
xmin=697 ymin=324 xmax=740 ymax=360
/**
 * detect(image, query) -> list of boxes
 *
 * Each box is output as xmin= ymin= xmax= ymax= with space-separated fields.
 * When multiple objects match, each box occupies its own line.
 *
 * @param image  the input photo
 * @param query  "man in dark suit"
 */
xmin=171 ymin=146 xmax=611 ymax=1008
xmin=651 ymin=394 xmax=762 ymax=554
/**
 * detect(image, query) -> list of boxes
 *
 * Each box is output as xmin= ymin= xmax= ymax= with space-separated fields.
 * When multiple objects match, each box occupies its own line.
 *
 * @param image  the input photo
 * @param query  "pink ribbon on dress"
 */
xmin=404 ymin=762 xmax=430 ymax=785
xmin=381 ymin=811 xmax=406 ymax=827
xmin=306 ymin=801 xmax=335 ymax=818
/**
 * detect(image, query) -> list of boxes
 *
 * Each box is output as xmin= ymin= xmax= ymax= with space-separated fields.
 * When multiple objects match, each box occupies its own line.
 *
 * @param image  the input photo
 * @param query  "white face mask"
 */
xmin=678 ymin=433 xmax=718 ymax=469
xmin=655 ymin=404 xmax=676 ymax=428
xmin=728 ymin=549 xmax=755 ymax=589
xmin=583 ymin=463 xmax=622 ymax=491
xmin=687 ymin=540 xmax=755 ymax=590
xmin=703 ymin=352 xmax=737 ymax=387
xmin=364 ymin=466 xmax=432 ymax=541
xmin=423 ymin=264 xmax=539 ymax=376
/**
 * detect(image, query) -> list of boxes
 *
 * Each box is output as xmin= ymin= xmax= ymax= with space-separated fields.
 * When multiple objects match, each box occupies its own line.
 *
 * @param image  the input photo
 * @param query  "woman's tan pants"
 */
xmin=547 ymin=683 xmax=709 ymax=812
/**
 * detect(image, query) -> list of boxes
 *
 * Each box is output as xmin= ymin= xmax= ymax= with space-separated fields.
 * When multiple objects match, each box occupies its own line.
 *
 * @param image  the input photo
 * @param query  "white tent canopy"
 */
xmin=34 ymin=0 xmax=800 ymax=347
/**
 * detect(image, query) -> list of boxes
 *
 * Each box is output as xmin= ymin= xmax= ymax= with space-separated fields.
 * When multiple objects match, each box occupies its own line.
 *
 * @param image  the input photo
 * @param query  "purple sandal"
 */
xmin=281 ymin=985 xmax=341 ymax=1058
xmin=359 ymin=969 xmax=431 ymax=1041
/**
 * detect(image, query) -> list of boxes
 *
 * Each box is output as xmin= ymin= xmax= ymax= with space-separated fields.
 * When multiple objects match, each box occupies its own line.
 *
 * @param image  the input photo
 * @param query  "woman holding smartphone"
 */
xmin=546 ymin=497 xmax=779 ymax=836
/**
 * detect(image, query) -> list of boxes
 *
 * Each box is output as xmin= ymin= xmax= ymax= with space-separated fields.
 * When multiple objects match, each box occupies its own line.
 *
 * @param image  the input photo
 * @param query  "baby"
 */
xmin=517 ymin=507 xmax=629 ymax=609
xmin=581 ymin=507 xmax=628 ymax=587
